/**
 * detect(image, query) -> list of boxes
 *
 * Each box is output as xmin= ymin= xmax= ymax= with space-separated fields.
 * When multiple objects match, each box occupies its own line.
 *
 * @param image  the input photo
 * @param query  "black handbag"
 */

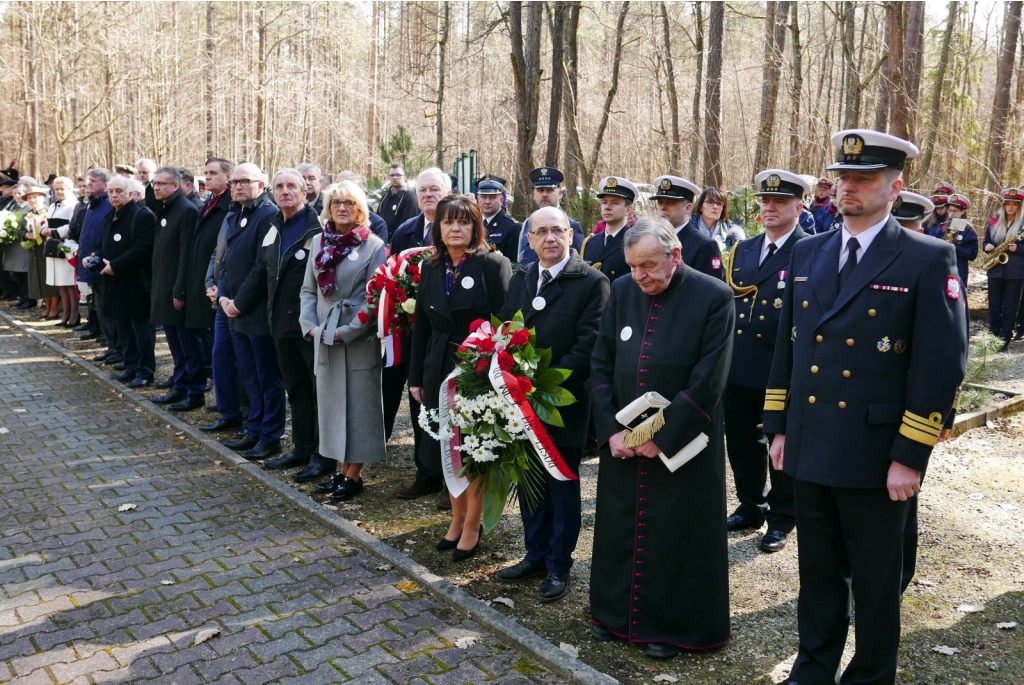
xmin=43 ymin=237 xmax=64 ymax=258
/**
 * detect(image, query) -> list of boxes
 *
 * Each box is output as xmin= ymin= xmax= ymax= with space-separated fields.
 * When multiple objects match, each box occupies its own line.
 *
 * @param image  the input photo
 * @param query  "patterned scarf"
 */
xmin=202 ymin=190 xmax=227 ymax=219
xmin=314 ymin=221 xmax=369 ymax=296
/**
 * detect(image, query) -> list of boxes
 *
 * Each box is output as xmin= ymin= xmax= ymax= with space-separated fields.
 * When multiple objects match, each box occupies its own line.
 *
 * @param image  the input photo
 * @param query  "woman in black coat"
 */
xmin=409 ymin=196 xmax=511 ymax=561
xmin=983 ymin=188 xmax=1024 ymax=349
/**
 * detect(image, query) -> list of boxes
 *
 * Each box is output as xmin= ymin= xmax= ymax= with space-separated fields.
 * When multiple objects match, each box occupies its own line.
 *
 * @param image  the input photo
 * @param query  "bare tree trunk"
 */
xmin=789 ymin=1 xmax=803 ymax=169
xmin=841 ymin=1 xmax=858 ymax=128
xmin=254 ymin=1 xmax=266 ymax=168
xmin=984 ymin=0 xmax=1023 ymax=191
xmin=367 ymin=0 xmax=379 ymax=176
xmin=874 ymin=4 xmax=891 ymax=131
xmin=545 ymin=2 xmax=565 ymax=167
xmin=659 ymin=1 xmax=680 ymax=173
xmin=887 ymin=3 xmax=910 ymax=141
xmin=205 ymin=1 xmax=215 ymax=158
xmin=561 ymin=2 xmax=582 ymax=197
xmin=919 ymin=2 xmax=957 ymax=179
xmin=434 ymin=1 xmax=449 ymax=168
xmin=754 ymin=1 xmax=789 ymax=173
xmin=690 ymin=1 xmax=704 ymax=179
xmin=27 ymin=11 xmax=38 ymax=178
xmin=509 ymin=0 xmax=543 ymax=217
xmin=704 ymin=0 xmax=724 ymax=188
xmin=903 ymin=1 xmax=925 ymax=141
xmin=583 ymin=1 xmax=629 ymax=191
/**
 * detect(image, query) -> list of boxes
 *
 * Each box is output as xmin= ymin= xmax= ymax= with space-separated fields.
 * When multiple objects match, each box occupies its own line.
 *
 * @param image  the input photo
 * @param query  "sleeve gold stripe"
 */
xmin=903 ymin=410 xmax=943 ymax=435
xmin=765 ymin=389 xmax=788 ymax=398
xmin=764 ymin=400 xmax=786 ymax=411
xmin=899 ymin=423 xmax=940 ymax=447
xmin=951 ymin=389 xmax=962 ymax=410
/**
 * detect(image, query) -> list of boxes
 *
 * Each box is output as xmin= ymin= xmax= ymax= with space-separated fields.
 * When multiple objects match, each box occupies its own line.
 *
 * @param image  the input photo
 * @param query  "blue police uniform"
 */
xmin=517 ymin=167 xmax=584 ymax=265
xmin=581 ymin=176 xmax=639 ymax=282
xmin=477 ymin=175 xmax=521 ymax=262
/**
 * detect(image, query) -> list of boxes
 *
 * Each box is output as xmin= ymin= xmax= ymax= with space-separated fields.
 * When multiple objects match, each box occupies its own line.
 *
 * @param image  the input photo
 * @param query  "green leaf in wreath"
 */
xmin=535 ymin=387 xmax=576 ymax=407
xmin=482 ymin=470 xmax=512 ymax=531
xmin=513 ymin=310 xmax=525 ymax=324
xmin=530 ymin=397 xmax=565 ymax=427
xmin=493 ymin=423 xmax=512 ymax=442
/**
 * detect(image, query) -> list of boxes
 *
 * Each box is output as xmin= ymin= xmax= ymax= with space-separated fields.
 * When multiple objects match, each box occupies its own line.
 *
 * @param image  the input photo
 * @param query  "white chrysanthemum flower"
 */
xmin=487 ymin=394 xmax=503 ymax=410
xmin=463 ymin=435 xmax=480 ymax=449
xmin=483 ymin=410 xmax=495 ymax=423
xmin=472 ymin=448 xmax=499 ymax=463
xmin=507 ymin=417 xmax=526 ymax=434
xmin=401 ymin=298 xmax=416 ymax=314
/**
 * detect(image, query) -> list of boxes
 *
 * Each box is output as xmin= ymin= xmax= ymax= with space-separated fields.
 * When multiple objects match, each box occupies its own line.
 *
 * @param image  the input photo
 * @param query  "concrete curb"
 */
xmin=0 ymin=311 xmax=618 ymax=685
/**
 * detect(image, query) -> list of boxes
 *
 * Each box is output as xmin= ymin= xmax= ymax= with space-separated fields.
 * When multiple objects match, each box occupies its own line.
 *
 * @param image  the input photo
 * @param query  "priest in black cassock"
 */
xmin=589 ymin=218 xmax=734 ymax=659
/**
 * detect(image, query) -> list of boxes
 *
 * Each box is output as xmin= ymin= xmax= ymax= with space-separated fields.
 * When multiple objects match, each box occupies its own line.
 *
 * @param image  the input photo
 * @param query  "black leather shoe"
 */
xmin=760 ymin=529 xmax=789 ymax=553
xmin=315 ymin=472 xmax=346 ymax=492
xmin=644 ymin=642 xmax=680 ymax=659
xmin=538 ymin=571 xmax=570 ymax=603
xmin=436 ymin=535 xmax=461 ymax=551
xmin=223 ymin=434 xmax=259 ymax=451
xmin=92 ymin=350 xmax=114 ymax=362
xmin=234 ymin=428 xmax=248 ymax=437
xmin=437 ymin=490 xmax=452 ymax=510
xmin=102 ymin=355 xmax=123 ymax=366
xmin=126 ymin=377 xmax=152 ymax=389
xmin=330 ymin=477 xmax=364 ymax=502
xmin=496 ymin=559 xmax=547 ymax=583
xmin=395 ymin=477 xmax=442 ymax=499
xmin=155 ymin=377 xmax=175 ymax=389
xmin=266 ymin=451 xmax=311 ymax=470
xmin=242 ymin=441 xmax=281 ymax=461
xmin=293 ymin=461 xmax=336 ymax=483
xmin=199 ymin=419 xmax=243 ymax=432
xmin=452 ymin=529 xmax=483 ymax=563
xmin=110 ymin=370 xmax=135 ymax=382
xmin=169 ymin=395 xmax=205 ymax=412
xmin=726 ymin=513 xmax=765 ymax=532
xmin=79 ymin=331 xmax=100 ymax=341
xmin=72 ymin=322 xmax=91 ymax=332
xmin=589 ymin=624 xmax=617 ymax=642
xmin=112 ymin=363 xmax=126 ymax=371
xmin=151 ymin=390 xmax=186 ymax=405
xmin=1000 ymin=339 xmax=1012 ymax=353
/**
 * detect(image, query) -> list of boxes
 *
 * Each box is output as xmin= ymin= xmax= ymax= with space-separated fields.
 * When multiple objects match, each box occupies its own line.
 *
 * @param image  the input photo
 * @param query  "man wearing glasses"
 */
xmin=494 ymin=206 xmax=609 ymax=603
xmin=377 ymin=164 xmax=417 ymax=235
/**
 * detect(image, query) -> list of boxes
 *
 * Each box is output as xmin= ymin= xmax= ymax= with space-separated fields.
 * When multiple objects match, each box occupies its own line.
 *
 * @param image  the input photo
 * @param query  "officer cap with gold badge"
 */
xmin=947 ymin=193 xmax=970 ymax=211
xmin=816 ymin=177 xmax=835 ymax=191
xmin=826 ymin=129 xmax=919 ymax=172
xmin=753 ymin=169 xmax=812 ymax=199
xmin=114 ymin=164 xmax=137 ymax=176
xmin=476 ymin=174 xmax=507 ymax=195
xmin=891 ymin=191 xmax=935 ymax=221
xmin=650 ymin=175 xmax=701 ymax=202
xmin=596 ymin=176 xmax=638 ymax=204
xmin=529 ymin=167 xmax=564 ymax=189
xmin=1002 ymin=187 xmax=1024 ymax=204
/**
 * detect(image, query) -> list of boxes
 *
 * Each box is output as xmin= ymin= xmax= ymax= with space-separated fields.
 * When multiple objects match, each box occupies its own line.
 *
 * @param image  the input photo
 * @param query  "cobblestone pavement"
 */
xmin=0 ymin=324 xmax=563 ymax=685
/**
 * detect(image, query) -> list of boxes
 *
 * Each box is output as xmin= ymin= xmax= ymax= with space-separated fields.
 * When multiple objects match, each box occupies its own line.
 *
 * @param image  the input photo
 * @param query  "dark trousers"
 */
xmin=988 ymin=276 xmax=1024 ymax=341
xmin=0 ymin=269 xmax=15 ymax=298
xmin=92 ymin=284 xmax=119 ymax=350
xmin=13 ymin=272 xmax=29 ymax=301
xmin=164 ymin=324 xmax=207 ymax=396
xmin=201 ymin=326 xmax=214 ymax=380
xmin=382 ymin=360 xmax=429 ymax=478
xmin=274 ymin=336 xmax=319 ymax=460
xmin=233 ymin=330 xmax=286 ymax=444
xmin=901 ymin=497 xmax=919 ymax=593
xmin=115 ymin=316 xmax=155 ymax=380
xmin=519 ymin=446 xmax=582 ymax=573
xmin=724 ymin=384 xmax=794 ymax=531
xmin=791 ymin=480 xmax=910 ymax=685
xmin=212 ymin=311 xmax=241 ymax=422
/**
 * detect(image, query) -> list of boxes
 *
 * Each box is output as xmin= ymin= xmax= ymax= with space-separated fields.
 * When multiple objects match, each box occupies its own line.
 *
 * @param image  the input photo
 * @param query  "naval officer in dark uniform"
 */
xmin=581 ymin=176 xmax=637 ymax=282
xmin=495 ymin=206 xmax=609 ymax=602
xmin=724 ymin=169 xmax=810 ymax=553
xmin=476 ymin=175 xmax=520 ymax=262
xmin=651 ymin=175 xmax=724 ymax=279
xmin=516 ymin=167 xmax=583 ymax=265
xmin=764 ymin=129 xmax=968 ymax=685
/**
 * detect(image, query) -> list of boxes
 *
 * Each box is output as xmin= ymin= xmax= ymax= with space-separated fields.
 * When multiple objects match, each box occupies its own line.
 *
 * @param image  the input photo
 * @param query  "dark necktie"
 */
xmin=540 ymin=269 xmax=552 ymax=292
xmin=760 ymin=242 xmax=777 ymax=267
xmin=839 ymin=237 xmax=860 ymax=290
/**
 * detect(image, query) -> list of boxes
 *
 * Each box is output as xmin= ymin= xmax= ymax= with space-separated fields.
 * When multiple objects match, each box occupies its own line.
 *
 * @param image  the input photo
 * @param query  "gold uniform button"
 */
xmin=740 ymin=314 xmax=745 ymax=319
xmin=756 ymin=333 xmax=762 ymax=338
xmin=846 ymin=338 xmax=855 ymax=346
xmin=761 ymin=300 xmax=767 ymax=306
xmin=803 ymin=301 xmax=809 ymax=308
xmin=736 ymin=330 xmax=743 ymax=335
xmin=811 ymin=365 xmax=819 ymax=373
xmin=838 ymin=401 xmax=847 ymax=409
xmin=759 ymin=315 xmax=765 ymax=321
xmin=743 ymin=298 xmax=749 ymax=303
xmin=843 ymin=370 xmax=851 ymax=378
xmin=808 ymin=396 xmax=816 ymax=404
xmin=868 ymin=309 xmax=877 ymax=317
xmin=816 ymin=335 xmax=824 ymax=343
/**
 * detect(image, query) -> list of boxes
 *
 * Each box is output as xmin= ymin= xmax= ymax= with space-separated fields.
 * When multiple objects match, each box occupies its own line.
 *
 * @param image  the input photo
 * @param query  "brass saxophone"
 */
xmin=979 ymin=223 xmax=1024 ymax=271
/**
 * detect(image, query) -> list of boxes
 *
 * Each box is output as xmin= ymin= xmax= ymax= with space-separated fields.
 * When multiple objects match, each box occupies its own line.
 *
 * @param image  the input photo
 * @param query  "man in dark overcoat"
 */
xmin=215 ymin=163 xmax=287 ymax=464
xmin=149 ymin=166 xmax=203 ymax=408
xmin=652 ymin=175 xmax=724 ymax=280
xmin=247 ymin=168 xmax=324 ymax=471
xmin=764 ymin=129 xmax=968 ymax=685
xmin=495 ymin=206 xmax=609 ymax=602
xmin=377 ymin=164 xmax=418 ymax=235
xmin=99 ymin=177 xmax=156 ymax=388
xmin=581 ymin=176 xmax=637 ymax=282
xmin=723 ymin=169 xmax=810 ymax=554
xmin=589 ymin=218 xmax=734 ymax=659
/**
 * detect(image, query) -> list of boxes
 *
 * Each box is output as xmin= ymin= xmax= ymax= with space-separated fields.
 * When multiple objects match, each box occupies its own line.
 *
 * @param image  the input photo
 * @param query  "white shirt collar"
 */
xmin=538 ymin=251 xmax=572 ymax=290
xmin=483 ymin=213 xmax=497 ymax=224
xmin=840 ymin=216 xmax=888 ymax=268
xmin=605 ymin=223 xmax=626 ymax=241
xmin=760 ymin=225 xmax=798 ymax=262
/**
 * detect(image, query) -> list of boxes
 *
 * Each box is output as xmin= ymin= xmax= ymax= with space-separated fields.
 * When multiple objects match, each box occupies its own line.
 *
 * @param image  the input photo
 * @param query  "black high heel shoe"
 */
xmin=316 ymin=473 xmax=346 ymax=494
xmin=451 ymin=526 xmax=484 ymax=563
xmin=436 ymin=535 xmax=460 ymax=551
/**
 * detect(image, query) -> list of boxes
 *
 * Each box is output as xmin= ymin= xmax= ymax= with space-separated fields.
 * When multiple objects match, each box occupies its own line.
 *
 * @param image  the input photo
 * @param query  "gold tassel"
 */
xmin=621 ymin=409 xmax=665 ymax=448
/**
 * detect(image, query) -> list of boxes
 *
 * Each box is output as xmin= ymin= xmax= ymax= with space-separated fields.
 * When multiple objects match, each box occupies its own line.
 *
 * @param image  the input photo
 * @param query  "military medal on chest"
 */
xmin=777 ymin=270 xmax=787 ymax=290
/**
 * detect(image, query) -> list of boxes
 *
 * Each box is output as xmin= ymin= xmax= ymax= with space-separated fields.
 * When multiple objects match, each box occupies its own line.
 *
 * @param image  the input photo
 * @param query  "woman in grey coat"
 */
xmin=299 ymin=180 xmax=387 ymax=502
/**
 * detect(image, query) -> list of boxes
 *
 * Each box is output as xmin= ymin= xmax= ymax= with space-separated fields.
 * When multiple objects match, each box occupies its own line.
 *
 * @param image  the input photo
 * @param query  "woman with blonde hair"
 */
xmin=983 ymin=187 xmax=1024 ymax=349
xmin=299 ymin=180 xmax=387 ymax=502
xmin=40 ymin=177 xmax=80 ymax=325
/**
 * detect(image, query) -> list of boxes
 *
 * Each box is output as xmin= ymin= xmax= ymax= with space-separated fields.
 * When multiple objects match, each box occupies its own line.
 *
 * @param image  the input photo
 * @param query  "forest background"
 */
xmin=1 ymin=1 xmax=1022 ymax=225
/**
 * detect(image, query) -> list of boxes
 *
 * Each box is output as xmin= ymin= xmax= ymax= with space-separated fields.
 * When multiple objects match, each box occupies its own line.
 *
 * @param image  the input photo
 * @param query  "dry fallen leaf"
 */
xmin=957 ymin=604 xmax=985 ymax=613
xmin=13 ymin=409 xmax=26 ymax=413
xmin=322 ymin=504 xmax=338 ymax=511
xmin=915 ymin=579 xmax=936 ymax=587
xmin=117 ymin=503 xmax=137 ymax=512
xmin=996 ymin=622 xmax=1017 ymax=630
xmin=968 ymin=493 xmax=984 ymax=501
xmin=999 ymin=503 xmax=1020 ymax=511
xmin=160 ymin=579 xmax=174 ymax=586
xmin=932 ymin=645 xmax=959 ymax=656
xmin=492 ymin=597 xmax=515 ymax=609
xmin=455 ymin=636 xmax=478 ymax=649
xmin=396 ymin=580 xmax=418 ymax=593
xmin=213 ymin=460 xmax=222 ymax=466
xmin=193 ymin=628 xmax=220 ymax=645
xmin=0 ymin=428 xmax=9 ymax=434
xmin=653 ymin=676 xmax=679 ymax=683
xmin=376 ymin=564 xmax=392 ymax=571
xmin=559 ymin=642 xmax=579 ymax=659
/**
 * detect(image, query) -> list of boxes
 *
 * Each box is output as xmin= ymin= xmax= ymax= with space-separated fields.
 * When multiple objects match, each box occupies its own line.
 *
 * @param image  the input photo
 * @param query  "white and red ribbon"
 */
xmin=439 ymin=371 xmax=470 ymax=498
xmin=369 ymin=246 xmax=432 ymax=368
